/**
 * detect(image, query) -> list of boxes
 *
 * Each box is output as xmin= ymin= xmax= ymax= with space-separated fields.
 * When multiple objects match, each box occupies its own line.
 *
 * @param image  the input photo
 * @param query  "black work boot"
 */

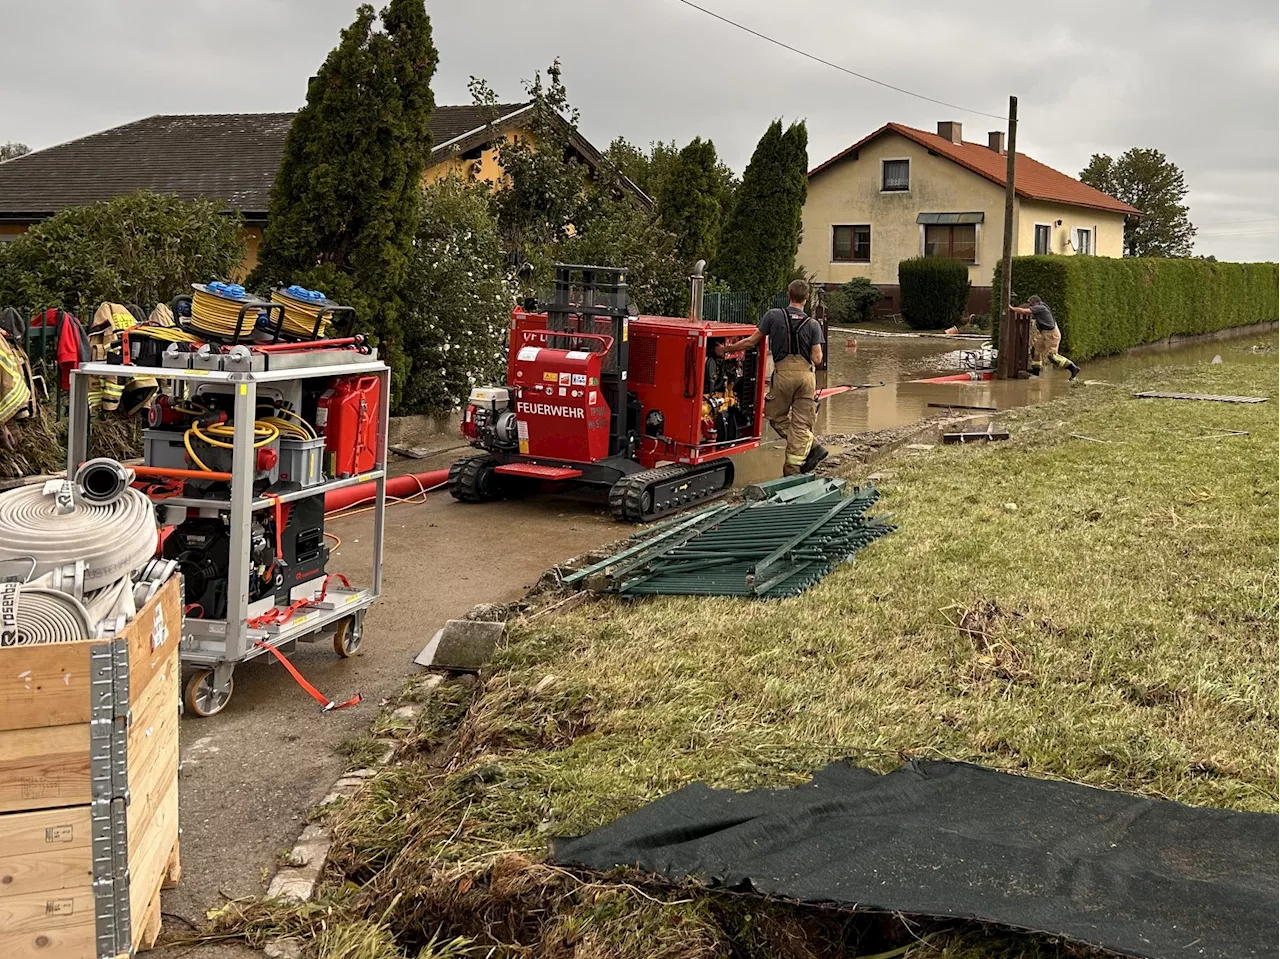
xmin=799 ymin=444 xmax=829 ymax=474
xmin=1067 ymin=361 xmax=1081 ymax=381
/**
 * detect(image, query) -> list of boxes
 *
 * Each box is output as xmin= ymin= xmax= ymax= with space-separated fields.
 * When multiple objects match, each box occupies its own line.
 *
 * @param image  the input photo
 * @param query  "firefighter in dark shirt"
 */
xmin=716 ymin=279 xmax=827 ymax=475
xmin=1012 ymin=295 xmax=1080 ymax=379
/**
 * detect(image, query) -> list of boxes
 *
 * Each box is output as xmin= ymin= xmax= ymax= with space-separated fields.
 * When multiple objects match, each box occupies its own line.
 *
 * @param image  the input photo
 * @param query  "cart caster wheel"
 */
xmin=333 ymin=616 xmax=363 ymax=658
xmin=184 ymin=670 xmax=233 ymax=718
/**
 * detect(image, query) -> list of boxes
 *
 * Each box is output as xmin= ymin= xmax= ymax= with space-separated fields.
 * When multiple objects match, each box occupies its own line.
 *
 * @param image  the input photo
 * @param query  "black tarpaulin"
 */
xmin=552 ymin=760 xmax=1278 ymax=959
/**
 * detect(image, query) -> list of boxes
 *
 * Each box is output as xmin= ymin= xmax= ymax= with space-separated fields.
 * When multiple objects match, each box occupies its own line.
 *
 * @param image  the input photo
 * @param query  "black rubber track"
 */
xmin=609 ymin=461 xmax=732 ymax=523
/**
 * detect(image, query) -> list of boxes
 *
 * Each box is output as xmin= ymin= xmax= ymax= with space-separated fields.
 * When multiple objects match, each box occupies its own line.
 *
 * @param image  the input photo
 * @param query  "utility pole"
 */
xmin=996 ymin=95 xmax=1018 ymax=379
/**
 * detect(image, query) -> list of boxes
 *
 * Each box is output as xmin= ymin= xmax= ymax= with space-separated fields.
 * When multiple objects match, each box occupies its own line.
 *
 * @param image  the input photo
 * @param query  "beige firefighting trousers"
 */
xmin=1030 ymin=326 xmax=1072 ymax=372
xmin=765 ymin=354 xmax=816 ymax=476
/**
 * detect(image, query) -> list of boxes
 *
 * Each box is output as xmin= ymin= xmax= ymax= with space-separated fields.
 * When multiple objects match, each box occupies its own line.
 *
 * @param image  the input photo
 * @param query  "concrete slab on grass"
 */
xmin=415 ymin=619 xmax=507 ymax=671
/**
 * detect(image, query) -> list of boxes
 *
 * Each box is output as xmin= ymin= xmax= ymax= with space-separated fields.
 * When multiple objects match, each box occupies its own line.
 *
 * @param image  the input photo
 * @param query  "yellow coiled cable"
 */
xmin=188 ymin=287 xmax=270 ymax=340
xmin=184 ymin=419 xmax=280 ymax=472
xmin=269 ymin=288 xmax=335 ymax=339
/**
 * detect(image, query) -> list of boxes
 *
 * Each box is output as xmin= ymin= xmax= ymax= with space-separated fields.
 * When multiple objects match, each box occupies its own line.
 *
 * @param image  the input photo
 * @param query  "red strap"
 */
xmin=318 ymin=572 xmax=351 ymax=601
xmin=253 ymin=640 xmax=361 ymax=712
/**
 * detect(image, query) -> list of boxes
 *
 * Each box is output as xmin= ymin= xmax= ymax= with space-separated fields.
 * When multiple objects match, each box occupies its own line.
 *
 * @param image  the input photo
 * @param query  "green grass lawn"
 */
xmin=235 ymin=350 xmax=1278 ymax=958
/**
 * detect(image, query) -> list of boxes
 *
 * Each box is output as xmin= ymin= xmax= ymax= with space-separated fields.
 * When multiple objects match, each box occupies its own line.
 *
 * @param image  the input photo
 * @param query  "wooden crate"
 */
xmin=0 ymin=576 xmax=182 ymax=958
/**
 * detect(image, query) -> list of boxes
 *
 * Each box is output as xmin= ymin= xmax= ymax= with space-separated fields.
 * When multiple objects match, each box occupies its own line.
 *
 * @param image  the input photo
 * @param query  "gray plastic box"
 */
xmin=278 ymin=436 xmax=326 ymax=487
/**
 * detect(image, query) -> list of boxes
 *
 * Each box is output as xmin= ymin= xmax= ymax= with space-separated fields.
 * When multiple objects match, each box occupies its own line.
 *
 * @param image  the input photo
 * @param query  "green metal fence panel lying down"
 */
xmin=564 ymin=475 xmax=895 ymax=598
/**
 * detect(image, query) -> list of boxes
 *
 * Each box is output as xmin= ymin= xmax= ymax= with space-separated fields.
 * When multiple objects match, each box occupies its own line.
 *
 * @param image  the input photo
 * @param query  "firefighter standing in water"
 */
xmin=717 ymin=279 xmax=827 ymax=476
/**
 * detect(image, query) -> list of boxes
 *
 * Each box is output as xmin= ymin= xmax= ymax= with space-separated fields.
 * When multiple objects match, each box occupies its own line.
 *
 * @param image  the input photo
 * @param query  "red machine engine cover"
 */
xmin=511 ymin=344 xmax=609 ymax=463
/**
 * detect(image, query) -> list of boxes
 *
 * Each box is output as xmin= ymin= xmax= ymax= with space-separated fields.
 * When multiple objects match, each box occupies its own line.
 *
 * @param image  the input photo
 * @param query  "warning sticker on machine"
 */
xmin=517 ymin=346 xmax=542 ymax=361
xmin=571 ymin=373 xmax=587 ymax=386
xmin=588 ymin=390 xmax=598 ymax=405
xmin=543 ymin=372 xmax=558 ymax=382
xmin=558 ymin=372 xmax=571 ymax=386
xmin=517 ymin=419 xmax=530 ymax=455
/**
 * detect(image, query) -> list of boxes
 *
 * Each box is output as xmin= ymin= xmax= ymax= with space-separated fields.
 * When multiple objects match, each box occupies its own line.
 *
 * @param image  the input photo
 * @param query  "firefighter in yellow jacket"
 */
xmin=716 ymin=279 xmax=827 ymax=476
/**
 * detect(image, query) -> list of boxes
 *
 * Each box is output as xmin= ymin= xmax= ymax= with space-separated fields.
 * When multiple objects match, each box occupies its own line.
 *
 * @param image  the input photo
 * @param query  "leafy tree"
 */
xmin=1080 ymin=148 xmax=1196 ymax=257
xmin=537 ymin=193 xmax=686 ymax=316
xmin=603 ymin=138 xmax=681 ymax=201
xmin=473 ymin=63 xmax=687 ymax=313
xmin=472 ymin=61 xmax=592 ymax=271
xmin=0 ymin=191 xmax=244 ymax=314
xmin=0 ymin=142 xmax=30 ymax=162
xmin=714 ymin=119 xmax=808 ymax=307
xmin=656 ymin=137 xmax=724 ymax=269
xmin=249 ymin=0 xmax=437 ymax=401
xmin=397 ymin=176 xmax=513 ymax=414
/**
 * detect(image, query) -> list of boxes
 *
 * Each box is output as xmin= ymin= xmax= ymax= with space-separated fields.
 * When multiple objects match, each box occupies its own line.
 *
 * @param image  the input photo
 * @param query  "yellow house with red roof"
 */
xmin=799 ymin=121 xmax=1141 ymax=311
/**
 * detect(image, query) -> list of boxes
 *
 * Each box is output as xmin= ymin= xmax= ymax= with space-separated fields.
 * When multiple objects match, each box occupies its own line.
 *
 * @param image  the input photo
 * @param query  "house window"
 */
xmin=832 ymin=225 xmax=871 ymax=263
xmin=1034 ymin=224 xmax=1051 ymax=255
xmin=1075 ymin=228 xmax=1092 ymax=255
xmin=881 ymin=158 xmax=910 ymax=192
xmin=924 ymin=224 xmax=977 ymax=263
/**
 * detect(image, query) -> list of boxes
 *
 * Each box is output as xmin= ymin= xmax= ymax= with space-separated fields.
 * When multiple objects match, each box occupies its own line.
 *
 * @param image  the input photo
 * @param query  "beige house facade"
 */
xmin=799 ymin=122 xmax=1139 ymax=311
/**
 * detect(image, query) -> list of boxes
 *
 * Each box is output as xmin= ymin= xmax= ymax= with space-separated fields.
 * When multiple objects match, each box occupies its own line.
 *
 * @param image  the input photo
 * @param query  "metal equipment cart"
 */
xmin=67 ymin=358 xmax=390 ymax=716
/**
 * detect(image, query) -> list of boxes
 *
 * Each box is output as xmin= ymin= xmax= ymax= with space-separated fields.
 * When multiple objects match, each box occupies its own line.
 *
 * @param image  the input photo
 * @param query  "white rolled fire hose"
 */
xmin=0 ymin=462 xmax=159 ymax=645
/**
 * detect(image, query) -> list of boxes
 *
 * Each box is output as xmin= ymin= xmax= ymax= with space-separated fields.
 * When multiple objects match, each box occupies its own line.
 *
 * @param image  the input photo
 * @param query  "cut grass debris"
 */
xmin=220 ymin=352 xmax=1279 ymax=957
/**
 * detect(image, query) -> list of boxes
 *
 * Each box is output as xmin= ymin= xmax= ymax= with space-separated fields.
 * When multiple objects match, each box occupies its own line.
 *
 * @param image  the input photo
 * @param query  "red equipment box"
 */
xmin=510 ymin=342 xmax=610 ymax=462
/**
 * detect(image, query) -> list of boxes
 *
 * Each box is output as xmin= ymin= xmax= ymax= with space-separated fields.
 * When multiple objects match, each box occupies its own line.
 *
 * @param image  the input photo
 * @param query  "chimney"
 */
xmin=987 ymin=131 xmax=1006 ymax=154
xmin=937 ymin=121 xmax=963 ymax=144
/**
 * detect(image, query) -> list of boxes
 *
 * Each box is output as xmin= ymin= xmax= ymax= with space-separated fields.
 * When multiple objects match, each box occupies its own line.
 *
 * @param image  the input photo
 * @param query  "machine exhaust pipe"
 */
xmin=689 ymin=259 xmax=707 ymax=322
xmin=74 ymin=458 xmax=135 ymax=507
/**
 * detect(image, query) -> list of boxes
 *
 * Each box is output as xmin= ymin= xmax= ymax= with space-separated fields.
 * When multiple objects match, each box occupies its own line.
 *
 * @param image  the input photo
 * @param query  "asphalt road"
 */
xmin=155 ymin=448 xmax=620 ymax=957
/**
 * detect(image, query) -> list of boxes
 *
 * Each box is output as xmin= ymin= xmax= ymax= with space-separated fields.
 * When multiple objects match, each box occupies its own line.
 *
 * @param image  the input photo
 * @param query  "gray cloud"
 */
xmin=3 ymin=0 xmax=1275 ymax=260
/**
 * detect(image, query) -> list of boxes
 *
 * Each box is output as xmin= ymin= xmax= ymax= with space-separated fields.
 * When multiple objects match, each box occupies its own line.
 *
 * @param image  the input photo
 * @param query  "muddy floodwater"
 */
xmin=816 ymin=325 xmax=1278 ymax=435
xmin=729 ymin=325 xmax=1277 ymax=485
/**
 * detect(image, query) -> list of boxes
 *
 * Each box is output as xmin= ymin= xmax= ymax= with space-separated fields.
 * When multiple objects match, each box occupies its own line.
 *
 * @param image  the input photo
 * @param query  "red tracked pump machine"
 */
xmin=452 ymin=263 xmax=767 ymax=522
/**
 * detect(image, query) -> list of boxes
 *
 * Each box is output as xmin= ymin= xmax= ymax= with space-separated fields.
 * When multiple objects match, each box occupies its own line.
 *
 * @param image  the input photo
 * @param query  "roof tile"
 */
xmin=0 ymin=104 xmax=530 ymax=218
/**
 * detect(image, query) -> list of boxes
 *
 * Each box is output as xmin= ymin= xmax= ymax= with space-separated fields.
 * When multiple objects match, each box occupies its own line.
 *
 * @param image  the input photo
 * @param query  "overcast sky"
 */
xmin=3 ymin=0 xmax=1276 ymax=261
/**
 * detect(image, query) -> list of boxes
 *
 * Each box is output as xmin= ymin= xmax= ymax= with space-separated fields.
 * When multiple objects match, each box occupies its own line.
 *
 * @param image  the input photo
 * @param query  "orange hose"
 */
xmin=134 ymin=465 xmax=234 ymax=481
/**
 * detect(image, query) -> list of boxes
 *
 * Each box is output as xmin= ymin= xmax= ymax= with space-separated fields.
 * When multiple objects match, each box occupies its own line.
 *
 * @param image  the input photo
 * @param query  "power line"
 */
xmin=1194 ymin=217 xmax=1278 ymax=228
xmin=674 ymin=0 xmax=1008 ymax=122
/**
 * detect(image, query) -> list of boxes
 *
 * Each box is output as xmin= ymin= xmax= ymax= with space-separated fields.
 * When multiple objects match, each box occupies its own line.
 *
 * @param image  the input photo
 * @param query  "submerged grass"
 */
xmin=227 ymin=353 xmax=1278 ymax=957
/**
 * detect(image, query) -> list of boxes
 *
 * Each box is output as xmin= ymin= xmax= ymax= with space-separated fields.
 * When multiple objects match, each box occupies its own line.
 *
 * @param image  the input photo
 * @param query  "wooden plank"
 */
xmin=1133 ymin=391 xmax=1267 ymax=403
xmin=0 ymin=643 xmax=95 ymax=733
xmin=128 ymin=779 xmax=178 ymax=952
xmin=0 ymin=887 xmax=95 ymax=959
xmin=0 ymin=724 xmax=89 ymax=813
xmin=126 ymin=669 xmax=179 ymax=862
xmin=125 ymin=576 xmax=182 ymax=704
xmin=0 ymin=806 xmax=93 ymax=901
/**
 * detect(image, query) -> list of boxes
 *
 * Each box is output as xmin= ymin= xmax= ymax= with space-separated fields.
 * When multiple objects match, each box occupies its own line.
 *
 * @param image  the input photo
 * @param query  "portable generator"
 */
xmin=452 ymin=262 xmax=767 ymax=522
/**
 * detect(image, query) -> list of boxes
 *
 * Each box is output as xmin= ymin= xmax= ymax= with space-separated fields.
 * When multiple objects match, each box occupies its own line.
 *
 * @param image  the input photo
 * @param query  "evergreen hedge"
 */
xmin=899 ymin=256 xmax=970 ymax=330
xmin=991 ymin=257 xmax=1279 ymax=360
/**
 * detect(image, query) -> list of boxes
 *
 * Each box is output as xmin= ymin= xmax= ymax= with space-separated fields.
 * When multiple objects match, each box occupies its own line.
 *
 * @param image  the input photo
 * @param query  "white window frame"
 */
xmin=1034 ymin=222 xmax=1053 ymax=256
xmin=880 ymin=157 xmax=910 ymax=193
xmin=830 ymin=223 xmax=871 ymax=264
xmin=1074 ymin=226 xmax=1093 ymax=256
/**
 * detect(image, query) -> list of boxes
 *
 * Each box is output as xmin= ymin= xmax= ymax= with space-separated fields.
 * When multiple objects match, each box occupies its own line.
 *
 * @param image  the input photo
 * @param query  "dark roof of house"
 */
xmin=0 ymin=101 xmax=647 ymax=220
xmin=810 ymin=122 xmax=1141 ymax=216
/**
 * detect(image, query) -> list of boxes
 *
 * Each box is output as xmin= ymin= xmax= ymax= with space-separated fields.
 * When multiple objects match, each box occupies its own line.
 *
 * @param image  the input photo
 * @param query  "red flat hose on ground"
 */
xmin=324 ymin=468 xmax=450 ymax=513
